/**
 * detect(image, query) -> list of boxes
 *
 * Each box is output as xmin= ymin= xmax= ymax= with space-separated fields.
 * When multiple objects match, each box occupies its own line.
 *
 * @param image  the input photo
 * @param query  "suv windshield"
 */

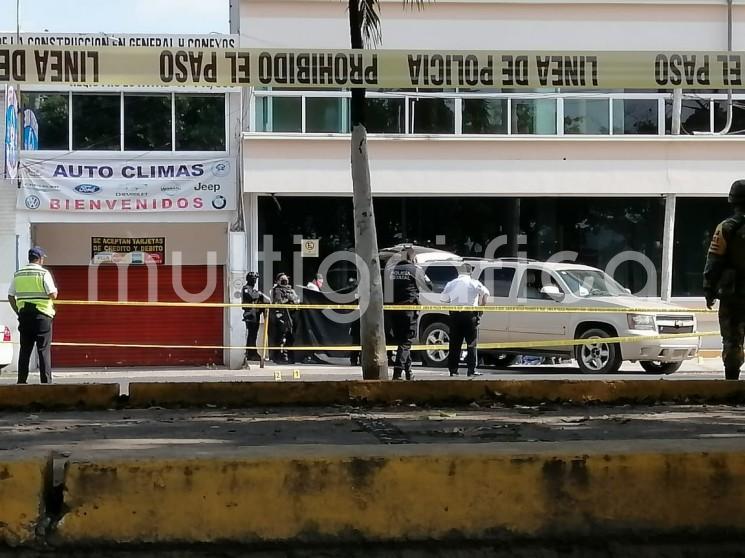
xmin=558 ymin=269 xmax=628 ymax=297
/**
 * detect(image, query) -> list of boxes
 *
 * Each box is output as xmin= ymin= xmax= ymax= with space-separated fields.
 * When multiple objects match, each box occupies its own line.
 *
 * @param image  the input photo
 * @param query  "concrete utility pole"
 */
xmin=349 ymin=0 xmax=388 ymax=380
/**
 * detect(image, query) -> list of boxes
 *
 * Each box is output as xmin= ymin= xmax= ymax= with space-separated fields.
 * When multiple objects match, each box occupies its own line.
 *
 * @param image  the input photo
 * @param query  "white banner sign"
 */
xmin=18 ymin=158 xmax=236 ymax=212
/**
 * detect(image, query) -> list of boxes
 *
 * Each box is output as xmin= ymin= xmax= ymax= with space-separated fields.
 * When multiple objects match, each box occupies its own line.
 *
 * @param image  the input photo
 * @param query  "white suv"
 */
xmin=417 ymin=259 xmax=699 ymax=374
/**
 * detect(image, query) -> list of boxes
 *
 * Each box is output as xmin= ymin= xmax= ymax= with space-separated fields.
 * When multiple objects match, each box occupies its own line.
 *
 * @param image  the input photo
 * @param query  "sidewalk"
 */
xmin=0 ymin=357 xmax=725 ymax=392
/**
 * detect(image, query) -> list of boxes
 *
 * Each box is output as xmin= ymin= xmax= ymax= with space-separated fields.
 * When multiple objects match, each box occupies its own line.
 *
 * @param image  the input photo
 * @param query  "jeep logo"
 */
xmin=194 ymin=182 xmax=221 ymax=192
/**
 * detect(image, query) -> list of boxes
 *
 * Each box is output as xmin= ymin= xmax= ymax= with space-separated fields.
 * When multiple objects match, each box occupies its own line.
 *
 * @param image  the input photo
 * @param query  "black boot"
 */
xmin=405 ymin=368 xmax=413 ymax=381
xmin=725 ymin=369 xmax=741 ymax=380
xmin=392 ymin=369 xmax=403 ymax=380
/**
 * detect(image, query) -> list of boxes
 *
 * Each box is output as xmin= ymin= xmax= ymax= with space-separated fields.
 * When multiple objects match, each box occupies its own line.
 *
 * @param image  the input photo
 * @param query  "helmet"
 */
xmin=729 ymin=180 xmax=745 ymax=205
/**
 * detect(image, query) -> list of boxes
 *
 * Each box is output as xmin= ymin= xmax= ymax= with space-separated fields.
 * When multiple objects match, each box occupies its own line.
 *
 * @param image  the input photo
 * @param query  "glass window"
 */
xmin=21 ymin=93 xmax=68 ymax=150
xmin=306 ymin=97 xmax=348 ymax=133
xmin=672 ymin=197 xmax=731 ymax=296
xmin=72 ymin=94 xmax=120 ymax=150
xmin=258 ymin=196 xmax=663 ymax=297
xmin=366 ymin=98 xmax=404 ymax=133
xmin=411 ymin=98 xmax=455 ymax=134
xmin=511 ymin=99 xmax=557 ymax=134
xmin=713 ymin=101 xmax=745 ymax=134
xmin=255 ymin=97 xmax=301 ymax=133
xmin=462 ymin=99 xmax=507 ymax=134
xmin=478 ymin=267 xmax=515 ymax=297
xmin=613 ymin=99 xmax=658 ymax=135
xmin=564 ymin=99 xmax=609 ymax=134
xmin=175 ymin=94 xmax=225 ymax=150
xmin=518 ymin=269 xmax=564 ymax=300
xmin=665 ymin=98 xmax=710 ymax=134
xmin=520 ymin=197 xmax=664 ymax=295
xmin=421 ymin=264 xmax=459 ymax=293
xmin=124 ymin=94 xmax=171 ymax=150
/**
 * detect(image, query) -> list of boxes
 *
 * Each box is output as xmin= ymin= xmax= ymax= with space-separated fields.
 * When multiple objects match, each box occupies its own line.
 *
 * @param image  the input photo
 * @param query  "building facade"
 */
xmin=238 ymin=0 xmax=744 ymax=318
xmin=2 ymin=33 xmax=247 ymax=370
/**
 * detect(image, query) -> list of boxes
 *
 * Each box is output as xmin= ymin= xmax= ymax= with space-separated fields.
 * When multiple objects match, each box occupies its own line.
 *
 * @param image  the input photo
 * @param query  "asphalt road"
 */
xmin=0 ymin=357 xmax=726 ymax=392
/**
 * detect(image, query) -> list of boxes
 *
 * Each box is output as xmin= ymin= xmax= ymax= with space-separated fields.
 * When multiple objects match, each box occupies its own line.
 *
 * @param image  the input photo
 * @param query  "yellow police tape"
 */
xmin=44 ymin=330 xmax=717 ymax=353
xmin=53 ymin=300 xmax=716 ymax=314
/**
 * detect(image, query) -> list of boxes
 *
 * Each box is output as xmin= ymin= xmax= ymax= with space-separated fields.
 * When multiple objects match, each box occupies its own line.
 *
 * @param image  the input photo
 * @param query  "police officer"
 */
xmin=704 ymin=179 xmax=745 ymax=380
xmin=441 ymin=263 xmax=490 ymax=377
xmin=241 ymin=272 xmax=270 ymax=364
xmin=270 ymin=273 xmax=299 ymax=364
xmin=8 ymin=247 xmax=58 ymax=384
xmin=387 ymin=245 xmax=428 ymax=380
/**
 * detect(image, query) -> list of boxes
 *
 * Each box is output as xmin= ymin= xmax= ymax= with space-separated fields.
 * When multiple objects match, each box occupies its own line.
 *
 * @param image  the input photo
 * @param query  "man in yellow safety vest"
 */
xmin=8 ymin=247 xmax=58 ymax=384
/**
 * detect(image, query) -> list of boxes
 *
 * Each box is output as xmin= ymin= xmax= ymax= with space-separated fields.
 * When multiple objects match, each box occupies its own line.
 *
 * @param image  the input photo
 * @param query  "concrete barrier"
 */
xmin=0 ymin=452 xmax=48 ymax=545
xmin=0 ymin=384 xmax=120 ymax=410
xmin=128 ymin=379 xmax=745 ymax=408
xmin=54 ymin=440 xmax=745 ymax=544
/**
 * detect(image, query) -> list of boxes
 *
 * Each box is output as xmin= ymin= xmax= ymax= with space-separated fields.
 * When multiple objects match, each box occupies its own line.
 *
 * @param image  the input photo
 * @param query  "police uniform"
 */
xmin=241 ymin=274 xmax=270 ymax=361
xmin=704 ymin=180 xmax=745 ymax=380
xmin=388 ymin=258 xmax=423 ymax=380
xmin=270 ymin=277 xmax=299 ymax=363
xmin=8 ymin=248 xmax=57 ymax=384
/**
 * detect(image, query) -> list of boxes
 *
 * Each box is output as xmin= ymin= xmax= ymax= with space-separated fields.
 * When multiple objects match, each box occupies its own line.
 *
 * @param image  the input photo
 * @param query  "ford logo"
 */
xmin=74 ymin=184 xmax=101 ymax=194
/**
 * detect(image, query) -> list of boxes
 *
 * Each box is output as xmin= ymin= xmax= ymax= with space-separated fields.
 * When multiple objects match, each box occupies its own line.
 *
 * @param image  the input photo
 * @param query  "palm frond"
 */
xmin=353 ymin=0 xmax=431 ymax=47
xmin=357 ymin=0 xmax=383 ymax=47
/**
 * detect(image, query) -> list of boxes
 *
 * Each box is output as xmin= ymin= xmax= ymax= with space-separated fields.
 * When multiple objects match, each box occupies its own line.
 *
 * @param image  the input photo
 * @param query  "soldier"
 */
xmin=270 ymin=273 xmax=299 ymax=364
xmin=241 ymin=272 xmax=270 ymax=364
xmin=704 ymin=180 xmax=745 ymax=380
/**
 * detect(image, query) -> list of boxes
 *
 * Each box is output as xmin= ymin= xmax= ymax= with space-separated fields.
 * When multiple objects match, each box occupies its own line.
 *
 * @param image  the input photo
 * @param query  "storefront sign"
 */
xmin=91 ymin=236 xmax=165 ymax=264
xmin=301 ymin=238 xmax=319 ymax=258
xmin=18 ymin=158 xmax=236 ymax=212
xmin=4 ymin=86 xmax=18 ymax=179
xmin=0 ymin=45 xmax=741 ymax=89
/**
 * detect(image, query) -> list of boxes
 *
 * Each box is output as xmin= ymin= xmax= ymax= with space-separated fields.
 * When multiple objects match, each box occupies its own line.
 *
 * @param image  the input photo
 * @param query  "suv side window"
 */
xmin=421 ymin=264 xmax=459 ymax=293
xmin=518 ymin=269 xmax=562 ymax=300
xmin=478 ymin=267 xmax=516 ymax=298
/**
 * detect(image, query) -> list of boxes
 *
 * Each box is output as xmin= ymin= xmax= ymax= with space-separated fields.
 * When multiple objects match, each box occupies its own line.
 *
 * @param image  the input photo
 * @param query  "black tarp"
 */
xmin=293 ymin=287 xmax=357 ymax=361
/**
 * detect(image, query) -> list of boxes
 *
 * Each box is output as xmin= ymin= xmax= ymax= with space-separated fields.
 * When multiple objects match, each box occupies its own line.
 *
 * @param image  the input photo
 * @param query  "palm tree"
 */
xmin=349 ymin=0 xmax=424 ymax=380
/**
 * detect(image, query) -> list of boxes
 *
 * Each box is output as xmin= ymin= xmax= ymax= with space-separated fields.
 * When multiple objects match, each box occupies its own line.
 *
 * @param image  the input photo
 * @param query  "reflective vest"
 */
xmin=12 ymin=265 xmax=55 ymax=318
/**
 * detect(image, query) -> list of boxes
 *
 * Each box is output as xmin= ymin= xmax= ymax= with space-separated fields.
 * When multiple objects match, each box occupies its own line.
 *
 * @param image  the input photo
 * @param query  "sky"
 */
xmin=0 ymin=0 xmax=230 ymax=35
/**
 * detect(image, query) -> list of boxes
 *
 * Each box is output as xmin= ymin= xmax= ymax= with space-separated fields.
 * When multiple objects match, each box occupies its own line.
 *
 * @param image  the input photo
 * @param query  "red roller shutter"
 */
xmin=50 ymin=265 xmax=224 ymax=367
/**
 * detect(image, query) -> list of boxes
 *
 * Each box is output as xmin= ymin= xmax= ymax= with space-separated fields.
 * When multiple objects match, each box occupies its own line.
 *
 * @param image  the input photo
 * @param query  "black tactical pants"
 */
xmin=448 ymin=311 xmax=480 ymax=375
xmin=719 ymin=299 xmax=745 ymax=379
xmin=17 ymin=307 xmax=53 ymax=384
xmin=391 ymin=310 xmax=417 ymax=376
xmin=244 ymin=320 xmax=261 ymax=360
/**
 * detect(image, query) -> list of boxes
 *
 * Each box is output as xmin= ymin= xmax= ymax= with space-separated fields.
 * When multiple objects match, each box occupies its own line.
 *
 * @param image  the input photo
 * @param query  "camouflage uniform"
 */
xmin=703 ymin=198 xmax=745 ymax=379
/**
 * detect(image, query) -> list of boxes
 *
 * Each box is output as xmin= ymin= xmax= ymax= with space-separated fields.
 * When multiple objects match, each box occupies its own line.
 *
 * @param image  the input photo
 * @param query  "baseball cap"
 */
xmin=28 ymin=246 xmax=46 ymax=259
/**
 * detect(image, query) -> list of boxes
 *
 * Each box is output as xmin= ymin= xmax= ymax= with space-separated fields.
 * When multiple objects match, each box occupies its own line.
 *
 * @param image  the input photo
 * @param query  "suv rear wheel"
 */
xmin=640 ymin=361 xmax=683 ymax=375
xmin=421 ymin=321 xmax=451 ymax=368
xmin=575 ymin=328 xmax=622 ymax=374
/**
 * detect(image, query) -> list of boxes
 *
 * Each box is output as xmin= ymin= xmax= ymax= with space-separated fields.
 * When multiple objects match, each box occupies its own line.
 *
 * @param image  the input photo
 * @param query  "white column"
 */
xmin=226 ymin=230 xmax=247 ymax=369
xmin=660 ymin=193 xmax=676 ymax=301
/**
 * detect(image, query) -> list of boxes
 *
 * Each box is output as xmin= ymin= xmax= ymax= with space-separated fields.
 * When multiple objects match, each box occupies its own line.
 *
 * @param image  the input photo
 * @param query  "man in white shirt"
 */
xmin=441 ymin=263 xmax=490 ymax=377
xmin=306 ymin=273 xmax=323 ymax=292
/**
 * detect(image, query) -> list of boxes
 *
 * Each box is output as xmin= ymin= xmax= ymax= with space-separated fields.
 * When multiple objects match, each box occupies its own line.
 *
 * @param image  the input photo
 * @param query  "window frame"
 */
xmin=19 ymin=86 xmax=228 ymax=154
